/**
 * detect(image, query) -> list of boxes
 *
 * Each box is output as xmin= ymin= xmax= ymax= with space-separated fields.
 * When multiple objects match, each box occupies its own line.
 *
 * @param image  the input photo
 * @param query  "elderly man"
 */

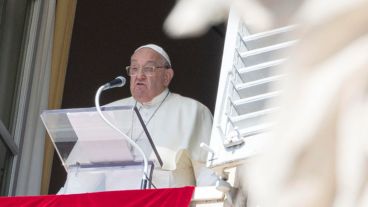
xmin=108 ymin=44 xmax=216 ymax=188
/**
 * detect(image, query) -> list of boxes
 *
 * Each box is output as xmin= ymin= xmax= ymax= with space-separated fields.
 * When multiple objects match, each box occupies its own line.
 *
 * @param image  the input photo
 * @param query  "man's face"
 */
xmin=129 ymin=48 xmax=174 ymax=103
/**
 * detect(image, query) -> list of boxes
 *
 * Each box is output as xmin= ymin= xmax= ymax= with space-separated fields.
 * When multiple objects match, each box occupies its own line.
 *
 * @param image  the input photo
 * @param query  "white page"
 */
xmin=66 ymin=111 xmax=134 ymax=164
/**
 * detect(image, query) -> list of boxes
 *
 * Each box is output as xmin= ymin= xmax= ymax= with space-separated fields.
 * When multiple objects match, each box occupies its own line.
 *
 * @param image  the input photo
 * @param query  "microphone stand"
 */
xmin=95 ymin=84 xmax=149 ymax=189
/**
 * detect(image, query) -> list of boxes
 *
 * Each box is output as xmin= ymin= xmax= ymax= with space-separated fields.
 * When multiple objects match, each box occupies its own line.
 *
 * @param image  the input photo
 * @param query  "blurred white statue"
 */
xmin=246 ymin=1 xmax=368 ymax=207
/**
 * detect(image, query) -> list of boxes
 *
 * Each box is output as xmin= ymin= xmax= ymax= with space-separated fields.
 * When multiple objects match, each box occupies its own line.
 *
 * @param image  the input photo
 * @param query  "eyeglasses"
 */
xmin=125 ymin=65 xmax=168 ymax=76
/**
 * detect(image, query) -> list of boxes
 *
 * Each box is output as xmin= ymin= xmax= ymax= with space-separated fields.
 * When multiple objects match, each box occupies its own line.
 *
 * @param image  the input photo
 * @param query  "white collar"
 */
xmin=136 ymin=89 xmax=170 ymax=108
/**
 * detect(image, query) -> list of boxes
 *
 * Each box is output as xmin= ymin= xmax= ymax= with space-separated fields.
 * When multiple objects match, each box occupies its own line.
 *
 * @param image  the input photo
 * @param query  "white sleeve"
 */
xmin=190 ymin=104 xmax=218 ymax=186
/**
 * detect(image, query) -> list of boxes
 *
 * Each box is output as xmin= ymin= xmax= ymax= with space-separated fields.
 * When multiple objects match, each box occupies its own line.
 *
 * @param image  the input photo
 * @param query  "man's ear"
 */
xmin=164 ymin=68 xmax=174 ymax=86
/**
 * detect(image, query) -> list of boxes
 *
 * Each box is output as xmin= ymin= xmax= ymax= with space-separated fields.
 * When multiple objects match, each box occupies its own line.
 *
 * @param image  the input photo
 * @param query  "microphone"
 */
xmin=103 ymin=76 xmax=126 ymax=90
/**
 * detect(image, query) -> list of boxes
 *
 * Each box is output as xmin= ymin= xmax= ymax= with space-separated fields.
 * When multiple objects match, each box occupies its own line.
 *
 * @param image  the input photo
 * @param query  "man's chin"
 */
xmin=132 ymin=93 xmax=151 ymax=103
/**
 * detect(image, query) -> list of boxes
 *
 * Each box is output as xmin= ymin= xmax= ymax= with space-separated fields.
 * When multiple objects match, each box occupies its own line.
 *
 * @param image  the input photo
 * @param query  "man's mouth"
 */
xmin=135 ymin=82 xmax=146 ymax=87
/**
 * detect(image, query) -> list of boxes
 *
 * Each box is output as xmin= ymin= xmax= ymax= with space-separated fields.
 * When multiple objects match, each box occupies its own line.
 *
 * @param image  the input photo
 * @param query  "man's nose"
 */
xmin=136 ymin=69 xmax=146 ymax=78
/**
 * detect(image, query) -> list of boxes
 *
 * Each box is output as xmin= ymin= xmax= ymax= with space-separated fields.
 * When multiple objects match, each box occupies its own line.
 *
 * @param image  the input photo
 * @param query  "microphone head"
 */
xmin=115 ymin=76 xmax=126 ymax=87
xmin=103 ymin=76 xmax=127 ymax=90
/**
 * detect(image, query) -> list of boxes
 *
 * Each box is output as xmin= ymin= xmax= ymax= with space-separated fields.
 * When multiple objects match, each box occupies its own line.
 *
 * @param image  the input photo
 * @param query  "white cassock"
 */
xmin=107 ymin=88 xmax=216 ymax=188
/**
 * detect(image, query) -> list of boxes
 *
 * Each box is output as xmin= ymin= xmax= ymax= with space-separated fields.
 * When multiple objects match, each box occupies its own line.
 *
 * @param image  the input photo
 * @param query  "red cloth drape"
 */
xmin=0 ymin=186 xmax=194 ymax=207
